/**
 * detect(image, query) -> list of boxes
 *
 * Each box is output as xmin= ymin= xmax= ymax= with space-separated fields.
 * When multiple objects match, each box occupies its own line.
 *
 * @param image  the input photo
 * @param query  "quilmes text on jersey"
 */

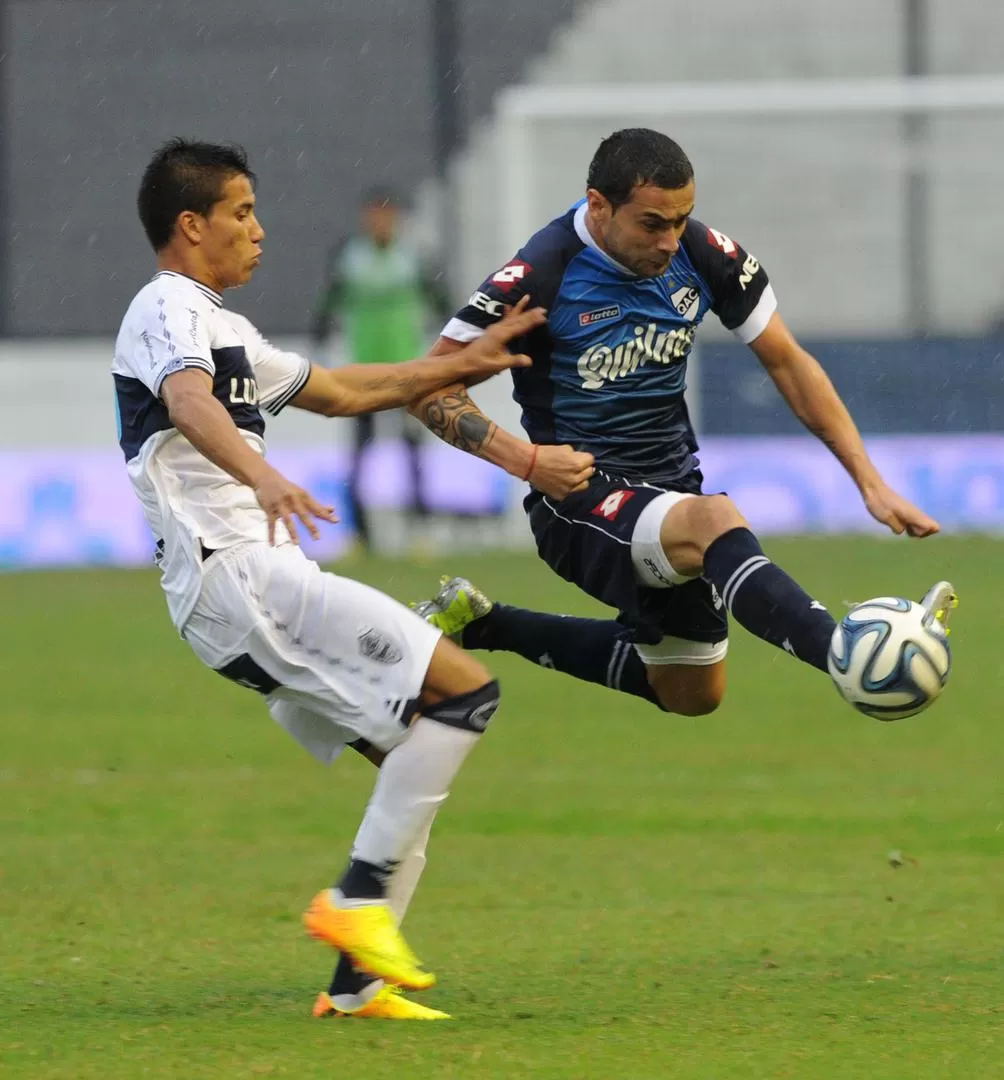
xmin=576 ymin=322 xmax=696 ymax=390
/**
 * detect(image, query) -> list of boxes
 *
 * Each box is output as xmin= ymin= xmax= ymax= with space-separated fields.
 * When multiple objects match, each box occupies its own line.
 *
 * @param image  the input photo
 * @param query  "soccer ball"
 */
xmin=827 ymin=597 xmax=951 ymax=721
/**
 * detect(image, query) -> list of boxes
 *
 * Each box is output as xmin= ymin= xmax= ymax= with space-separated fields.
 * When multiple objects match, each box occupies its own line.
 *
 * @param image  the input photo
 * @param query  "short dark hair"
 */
xmin=361 ymin=186 xmax=400 ymax=209
xmin=586 ymin=128 xmax=693 ymax=210
xmin=137 ymin=138 xmax=256 ymax=251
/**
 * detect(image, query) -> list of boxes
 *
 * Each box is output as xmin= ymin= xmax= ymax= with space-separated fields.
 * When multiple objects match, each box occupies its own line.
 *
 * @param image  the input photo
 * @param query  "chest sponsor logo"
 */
xmin=591 ymin=489 xmax=635 ymax=521
xmin=669 ymin=286 xmax=701 ymax=321
xmin=358 ymin=627 xmax=404 ymax=665
xmin=579 ymin=305 xmax=621 ymax=327
xmin=577 ymin=322 xmax=696 ymax=390
xmin=707 ymin=228 xmax=738 ymax=257
xmin=490 ymin=260 xmax=532 ymax=291
xmin=739 ymin=253 xmax=760 ymax=291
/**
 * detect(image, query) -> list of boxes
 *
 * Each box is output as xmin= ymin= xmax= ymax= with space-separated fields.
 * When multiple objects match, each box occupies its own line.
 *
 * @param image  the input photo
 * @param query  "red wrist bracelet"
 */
xmin=521 ymin=444 xmax=540 ymax=483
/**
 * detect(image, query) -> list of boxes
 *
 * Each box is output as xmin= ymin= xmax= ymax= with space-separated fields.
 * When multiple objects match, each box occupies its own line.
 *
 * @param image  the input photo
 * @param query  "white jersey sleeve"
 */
xmin=226 ymin=312 xmax=312 ymax=415
xmin=117 ymin=290 xmax=216 ymax=397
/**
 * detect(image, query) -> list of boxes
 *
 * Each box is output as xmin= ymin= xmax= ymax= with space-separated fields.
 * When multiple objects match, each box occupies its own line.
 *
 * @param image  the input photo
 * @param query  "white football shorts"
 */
xmin=183 ymin=542 xmax=442 ymax=763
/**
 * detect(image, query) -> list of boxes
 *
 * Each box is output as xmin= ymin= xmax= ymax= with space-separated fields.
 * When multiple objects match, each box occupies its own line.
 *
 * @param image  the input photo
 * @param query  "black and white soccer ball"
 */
xmin=827 ymin=597 xmax=951 ymax=721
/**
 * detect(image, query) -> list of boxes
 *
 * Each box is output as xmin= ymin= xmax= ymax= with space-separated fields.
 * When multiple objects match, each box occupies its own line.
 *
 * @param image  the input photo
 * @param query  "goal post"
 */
xmin=495 ymin=75 xmax=1004 ymax=342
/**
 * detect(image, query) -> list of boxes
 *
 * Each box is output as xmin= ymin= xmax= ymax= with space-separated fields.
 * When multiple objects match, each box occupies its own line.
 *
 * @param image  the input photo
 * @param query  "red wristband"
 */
xmin=521 ymin=444 xmax=540 ymax=483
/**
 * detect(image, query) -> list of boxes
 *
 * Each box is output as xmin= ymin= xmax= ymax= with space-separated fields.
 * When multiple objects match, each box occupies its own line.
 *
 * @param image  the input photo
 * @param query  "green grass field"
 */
xmin=1 ymin=537 xmax=1001 ymax=1079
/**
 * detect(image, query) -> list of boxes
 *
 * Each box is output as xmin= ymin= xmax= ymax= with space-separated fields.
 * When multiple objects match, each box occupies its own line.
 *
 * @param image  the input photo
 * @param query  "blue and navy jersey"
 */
xmin=444 ymin=202 xmax=777 ymax=485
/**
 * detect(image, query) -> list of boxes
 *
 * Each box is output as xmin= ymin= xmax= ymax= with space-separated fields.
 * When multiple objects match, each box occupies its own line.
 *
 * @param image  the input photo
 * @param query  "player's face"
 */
xmin=200 ymin=174 xmax=265 ymax=289
xmin=364 ymin=203 xmax=398 ymax=246
xmin=587 ymin=180 xmax=696 ymax=277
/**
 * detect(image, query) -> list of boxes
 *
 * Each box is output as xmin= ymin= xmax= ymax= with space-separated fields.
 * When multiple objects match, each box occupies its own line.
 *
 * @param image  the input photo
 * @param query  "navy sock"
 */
xmin=337 ymin=858 xmax=394 ymax=901
xmin=328 ymin=953 xmax=373 ymax=997
xmin=462 ymin=605 xmax=662 ymax=708
xmin=702 ymin=527 xmax=836 ymax=671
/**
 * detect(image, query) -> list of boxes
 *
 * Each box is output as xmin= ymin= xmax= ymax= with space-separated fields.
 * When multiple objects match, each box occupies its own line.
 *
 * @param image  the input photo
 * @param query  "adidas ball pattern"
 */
xmin=827 ymin=597 xmax=951 ymax=721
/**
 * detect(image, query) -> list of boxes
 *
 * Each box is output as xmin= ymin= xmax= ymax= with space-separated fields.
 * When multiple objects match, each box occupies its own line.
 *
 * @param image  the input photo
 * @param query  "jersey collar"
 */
xmin=153 ymin=270 xmax=223 ymax=308
xmin=572 ymin=201 xmax=637 ymax=277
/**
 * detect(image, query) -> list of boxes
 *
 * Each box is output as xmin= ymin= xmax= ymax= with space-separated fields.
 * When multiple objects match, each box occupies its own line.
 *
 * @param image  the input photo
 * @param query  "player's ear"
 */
xmin=176 ymin=210 xmax=203 ymax=246
xmin=586 ymin=188 xmax=612 ymax=223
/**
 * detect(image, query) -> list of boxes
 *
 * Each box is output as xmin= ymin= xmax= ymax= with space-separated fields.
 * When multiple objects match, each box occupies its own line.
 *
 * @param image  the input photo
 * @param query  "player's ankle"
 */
xmin=337 ymin=858 xmax=393 ymax=901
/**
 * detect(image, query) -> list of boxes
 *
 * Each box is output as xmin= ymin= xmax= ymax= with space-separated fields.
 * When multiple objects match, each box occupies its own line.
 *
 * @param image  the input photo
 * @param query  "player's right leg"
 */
xmin=656 ymin=494 xmax=956 ymax=671
xmin=302 ymin=631 xmax=498 ymax=992
xmin=265 ymin=705 xmax=449 ymax=1019
xmin=183 ymin=542 xmax=499 ymax=997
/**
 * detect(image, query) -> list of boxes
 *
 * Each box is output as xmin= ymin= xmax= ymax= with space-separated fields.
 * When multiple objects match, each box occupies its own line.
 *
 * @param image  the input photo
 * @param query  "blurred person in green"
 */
xmin=312 ymin=188 xmax=449 ymax=550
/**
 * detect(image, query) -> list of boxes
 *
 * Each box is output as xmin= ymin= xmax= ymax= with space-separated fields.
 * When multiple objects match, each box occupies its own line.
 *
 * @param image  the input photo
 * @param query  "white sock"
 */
xmin=350 ymin=717 xmax=479 ymax=876
xmin=329 ymin=813 xmax=436 ymax=1012
xmin=388 ymin=811 xmax=435 ymax=923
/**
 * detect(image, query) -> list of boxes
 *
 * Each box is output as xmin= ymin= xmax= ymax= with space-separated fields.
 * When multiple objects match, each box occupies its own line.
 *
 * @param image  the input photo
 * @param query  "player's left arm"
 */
xmin=749 ymin=313 xmax=939 ymax=537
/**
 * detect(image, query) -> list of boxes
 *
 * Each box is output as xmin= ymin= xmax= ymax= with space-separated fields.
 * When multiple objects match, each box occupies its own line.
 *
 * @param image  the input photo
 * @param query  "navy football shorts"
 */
xmin=525 ymin=470 xmax=728 ymax=649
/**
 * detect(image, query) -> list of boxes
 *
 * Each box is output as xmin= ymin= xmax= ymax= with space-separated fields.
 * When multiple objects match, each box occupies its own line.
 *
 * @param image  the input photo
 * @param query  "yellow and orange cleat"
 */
xmin=303 ymin=890 xmax=436 ymax=992
xmin=312 ymin=987 xmax=451 ymax=1020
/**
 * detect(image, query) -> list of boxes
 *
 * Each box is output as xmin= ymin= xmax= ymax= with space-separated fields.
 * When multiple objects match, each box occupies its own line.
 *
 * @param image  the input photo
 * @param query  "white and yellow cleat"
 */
xmin=312 ymin=987 xmax=452 ymax=1020
xmin=919 ymin=580 xmax=958 ymax=636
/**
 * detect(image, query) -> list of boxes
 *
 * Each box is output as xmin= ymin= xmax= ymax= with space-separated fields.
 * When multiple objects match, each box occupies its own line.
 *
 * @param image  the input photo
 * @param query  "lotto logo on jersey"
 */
xmin=579 ymin=305 xmax=621 ymax=327
xmin=707 ymin=228 xmax=738 ymax=257
xmin=491 ymin=260 xmax=532 ymax=291
xmin=591 ymin=489 xmax=635 ymax=521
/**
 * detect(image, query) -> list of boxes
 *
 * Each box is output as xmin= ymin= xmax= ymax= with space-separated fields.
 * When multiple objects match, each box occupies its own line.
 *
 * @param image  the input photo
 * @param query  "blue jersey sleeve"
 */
xmin=442 ymin=209 xmax=584 ymax=343
xmin=680 ymin=219 xmax=776 ymax=343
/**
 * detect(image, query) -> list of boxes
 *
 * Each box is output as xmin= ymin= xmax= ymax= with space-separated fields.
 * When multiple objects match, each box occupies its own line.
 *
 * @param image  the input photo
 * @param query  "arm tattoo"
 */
xmin=419 ymin=389 xmax=497 ymax=456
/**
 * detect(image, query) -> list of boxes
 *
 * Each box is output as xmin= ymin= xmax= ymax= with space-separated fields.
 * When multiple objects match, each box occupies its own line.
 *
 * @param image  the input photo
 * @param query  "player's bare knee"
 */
xmin=678 ymin=684 xmax=725 ymax=716
xmin=652 ymin=681 xmax=724 ymax=716
xmin=421 ymin=635 xmax=494 ymax=706
xmin=648 ymin=663 xmax=726 ymax=716
xmin=661 ymin=494 xmax=747 ymax=575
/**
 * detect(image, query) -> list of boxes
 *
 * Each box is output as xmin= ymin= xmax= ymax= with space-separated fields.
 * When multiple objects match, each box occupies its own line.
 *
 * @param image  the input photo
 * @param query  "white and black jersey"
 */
xmin=112 ymin=270 xmax=311 ymax=630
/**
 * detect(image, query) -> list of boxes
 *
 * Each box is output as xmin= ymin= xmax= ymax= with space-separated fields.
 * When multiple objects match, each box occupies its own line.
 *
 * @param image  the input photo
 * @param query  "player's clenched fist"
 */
xmin=527 ymin=445 xmax=595 ymax=501
xmin=253 ymin=464 xmax=338 ymax=545
xmin=862 ymin=482 xmax=940 ymax=538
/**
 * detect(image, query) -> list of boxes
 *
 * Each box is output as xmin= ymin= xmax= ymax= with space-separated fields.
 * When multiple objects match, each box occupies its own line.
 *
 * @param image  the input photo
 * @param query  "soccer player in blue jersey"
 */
xmin=412 ymin=128 xmax=956 ymax=715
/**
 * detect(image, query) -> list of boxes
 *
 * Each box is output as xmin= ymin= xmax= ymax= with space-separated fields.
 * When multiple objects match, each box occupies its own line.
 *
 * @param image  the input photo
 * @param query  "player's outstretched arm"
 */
xmin=290 ymin=297 xmax=544 ymax=418
xmin=750 ymin=312 xmax=939 ymax=537
xmin=161 ymin=369 xmax=336 ymax=545
xmin=408 ymin=339 xmax=596 ymax=502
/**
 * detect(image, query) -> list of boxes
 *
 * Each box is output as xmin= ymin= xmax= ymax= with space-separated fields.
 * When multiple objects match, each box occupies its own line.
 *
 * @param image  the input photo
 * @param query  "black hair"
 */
xmin=586 ymin=128 xmax=693 ymax=209
xmin=137 ymin=138 xmax=256 ymax=251
xmin=361 ymin=186 xmax=400 ymax=209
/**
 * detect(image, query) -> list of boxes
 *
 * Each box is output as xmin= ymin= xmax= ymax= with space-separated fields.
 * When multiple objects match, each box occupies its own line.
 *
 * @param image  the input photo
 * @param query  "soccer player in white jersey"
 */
xmin=113 ymin=138 xmax=576 ymax=1020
